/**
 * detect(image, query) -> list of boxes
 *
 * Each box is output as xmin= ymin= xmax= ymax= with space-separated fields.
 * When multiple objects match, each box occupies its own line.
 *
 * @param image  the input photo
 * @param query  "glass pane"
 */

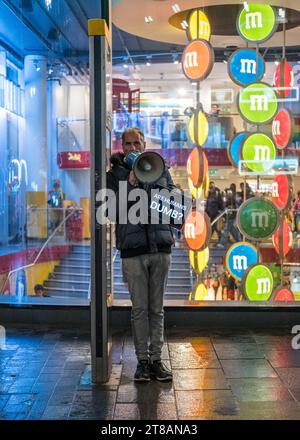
xmin=111 ymin=5 xmax=300 ymax=307
xmin=0 ymin=0 xmax=96 ymax=307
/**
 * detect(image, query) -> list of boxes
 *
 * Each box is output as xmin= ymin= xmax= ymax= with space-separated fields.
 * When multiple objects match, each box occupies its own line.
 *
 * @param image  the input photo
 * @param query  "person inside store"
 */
xmin=205 ymin=181 xmax=226 ymax=248
xmin=170 ymin=122 xmax=188 ymax=147
xmin=223 ymin=183 xmax=242 ymax=243
xmin=47 ymin=179 xmax=65 ymax=232
xmin=159 ymin=112 xmax=170 ymax=150
xmin=106 ymin=127 xmax=174 ymax=383
xmin=209 ymin=277 xmax=224 ymax=301
xmin=34 ymin=284 xmax=50 ymax=298
xmin=238 ymin=182 xmax=254 ymax=205
xmin=293 ymin=191 xmax=300 ymax=239
xmin=226 ymin=276 xmax=238 ymax=301
xmin=210 ymin=104 xmax=220 ymax=117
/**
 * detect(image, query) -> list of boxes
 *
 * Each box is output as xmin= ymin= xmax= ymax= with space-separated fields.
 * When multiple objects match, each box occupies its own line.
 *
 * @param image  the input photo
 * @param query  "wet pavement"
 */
xmin=1 ymin=326 xmax=300 ymax=419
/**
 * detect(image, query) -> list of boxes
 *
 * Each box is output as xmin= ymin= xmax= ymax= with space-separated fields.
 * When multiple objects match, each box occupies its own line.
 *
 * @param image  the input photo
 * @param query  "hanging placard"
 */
xmin=227 ymin=131 xmax=249 ymax=168
xmin=228 ymin=49 xmax=265 ymax=87
xmin=182 ymin=39 xmax=214 ymax=82
xmin=186 ymin=9 xmax=211 ymax=42
xmin=241 ymin=264 xmax=274 ymax=301
xmin=238 ymin=82 xmax=278 ymax=125
xmin=237 ymin=4 xmax=277 ymax=44
xmin=184 ymin=210 xmax=211 ymax=251
xmin=237 ymin=197 xmax=279 ymax=241
xmin=272 ymin=108 xmax=293 ymax=150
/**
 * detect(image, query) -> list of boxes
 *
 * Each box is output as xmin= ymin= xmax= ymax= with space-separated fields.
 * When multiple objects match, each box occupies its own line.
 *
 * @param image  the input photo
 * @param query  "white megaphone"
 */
xmin=126 ymin=151 xmax=165 ymax=185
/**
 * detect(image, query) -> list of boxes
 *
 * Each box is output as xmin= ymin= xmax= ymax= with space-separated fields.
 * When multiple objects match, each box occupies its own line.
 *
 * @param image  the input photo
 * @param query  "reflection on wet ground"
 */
xmin=1 ymin=326 xmax=300 ymax=419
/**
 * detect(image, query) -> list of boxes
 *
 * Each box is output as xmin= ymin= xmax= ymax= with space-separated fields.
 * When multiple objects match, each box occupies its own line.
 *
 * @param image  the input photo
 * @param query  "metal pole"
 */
xmin=283 ymin=17 xmax=286 ymax=60
xmin=279 ymin=10 xmax=287 ymax=285
xmin=279 ymin=211 xmax=284 ymax=285
xmin=255 ymin=44 xmax=261 ymax=194
xmin=89 ymin=18 xmax=112 ymax=383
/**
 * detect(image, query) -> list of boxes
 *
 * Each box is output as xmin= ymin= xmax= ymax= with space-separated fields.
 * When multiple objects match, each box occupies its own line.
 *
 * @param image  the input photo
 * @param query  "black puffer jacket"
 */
xmin=106 ymin=152 xmax=175 ymax=258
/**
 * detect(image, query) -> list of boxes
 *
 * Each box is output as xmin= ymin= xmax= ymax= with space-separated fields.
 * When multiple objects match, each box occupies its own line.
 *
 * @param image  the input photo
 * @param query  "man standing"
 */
xmin=107 ymin=128 xmax=174 ymax=382
xmin=223 ymin=183 xmax=242 ymax=243
xmin=205 ymin=181 xmax=225 ymax=247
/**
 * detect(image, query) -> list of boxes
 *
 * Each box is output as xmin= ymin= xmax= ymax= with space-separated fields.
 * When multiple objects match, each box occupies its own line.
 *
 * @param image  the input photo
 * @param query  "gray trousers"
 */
xmin=122 ymin=253 xmax=171 ymax=362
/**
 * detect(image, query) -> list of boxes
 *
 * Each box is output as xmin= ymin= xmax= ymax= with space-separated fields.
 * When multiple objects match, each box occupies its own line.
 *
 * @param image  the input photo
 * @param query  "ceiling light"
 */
xmin=145 ymin=16 xmax=154 ymax=24
xmin=243 ymin=2 xmax=249 ymax=12
xmin=172 ymin=4 xmax=181 ymax=13
xmin=181 ymin=20 xmax=188 ymax=30
xmin=279 ymin=8 xmax=286 ymax=19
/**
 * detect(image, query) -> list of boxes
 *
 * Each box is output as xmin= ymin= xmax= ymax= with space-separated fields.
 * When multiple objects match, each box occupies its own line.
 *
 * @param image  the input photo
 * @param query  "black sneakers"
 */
xmin=150 ymin=360 xmax=173 ymax=382
xmin=134 ymin=360 xmax=150 ymax=382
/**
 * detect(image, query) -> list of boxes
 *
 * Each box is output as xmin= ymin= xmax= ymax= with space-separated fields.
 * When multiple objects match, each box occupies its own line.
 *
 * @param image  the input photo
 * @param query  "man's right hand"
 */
xmin=128 ymin=170 xmax=138 ymax=187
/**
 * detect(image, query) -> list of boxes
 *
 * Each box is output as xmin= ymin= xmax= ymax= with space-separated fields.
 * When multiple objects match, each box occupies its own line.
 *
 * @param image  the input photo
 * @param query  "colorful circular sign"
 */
xmin=189 ymin=247 xmax=209 ymax=275
xmin=203 ymin=173 xmax=210 ymax=198
xmin=228 ymin=49 xmax=265 ymax=87
xmin=187 ymin=9 xmax=211 ymax=42
xmin=274 ymin=60 xmax=294 ymax=99
xmin=187 ymin=147 xmax=208 ymax=188
xmin=184 ymin=210 xmax=211 ymax=251
xmin=271 ymin=286 xmax=295 ymax=302
xmin=189 ymin=283 xmax=208 ymax=301
xmin=238 ymin=82 xmax=278 ymax=125
xmin=188 ymin=177 xmax=203 ymax=199
xmin=272 ymin=108 xmax=293 ymax=150
xmin=272 ymin=174 xmax=293 ymax=210
xmin=272 ymin=221 xmax=293 ymax=257
xmin=182 ymin=39 xmax=214 ymax=81
xmin=225 ymin=242 xmax=258 ymax=281
xmin=242 ymin=264 xmax=274 ymax=301
xmin=237 ymin=4 xmax=277 ymax=44
xmin=237 ymin=197 xmax=279 ymax=241
xmin=188 ymin=109 xmax=209 ymax=146
xmin=240 ymin=133 xmax=276 ymax=173
xmin=227 ymin=131 xmax=249 ymax=168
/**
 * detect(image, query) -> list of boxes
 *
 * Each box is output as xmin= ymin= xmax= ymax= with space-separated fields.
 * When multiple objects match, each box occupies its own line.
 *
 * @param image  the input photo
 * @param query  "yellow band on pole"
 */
xmin=88 ymin=18 xmax=109 ymax=37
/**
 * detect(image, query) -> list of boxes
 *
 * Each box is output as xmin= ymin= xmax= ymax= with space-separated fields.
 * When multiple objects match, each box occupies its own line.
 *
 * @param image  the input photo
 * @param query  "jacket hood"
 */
xmin=110 ymin=152 xmax=128 ymax=167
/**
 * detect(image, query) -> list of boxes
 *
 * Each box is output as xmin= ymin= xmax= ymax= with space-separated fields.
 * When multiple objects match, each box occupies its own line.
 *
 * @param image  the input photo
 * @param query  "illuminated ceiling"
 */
xmin=113 ymin=0 xmax=300 ymax=49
